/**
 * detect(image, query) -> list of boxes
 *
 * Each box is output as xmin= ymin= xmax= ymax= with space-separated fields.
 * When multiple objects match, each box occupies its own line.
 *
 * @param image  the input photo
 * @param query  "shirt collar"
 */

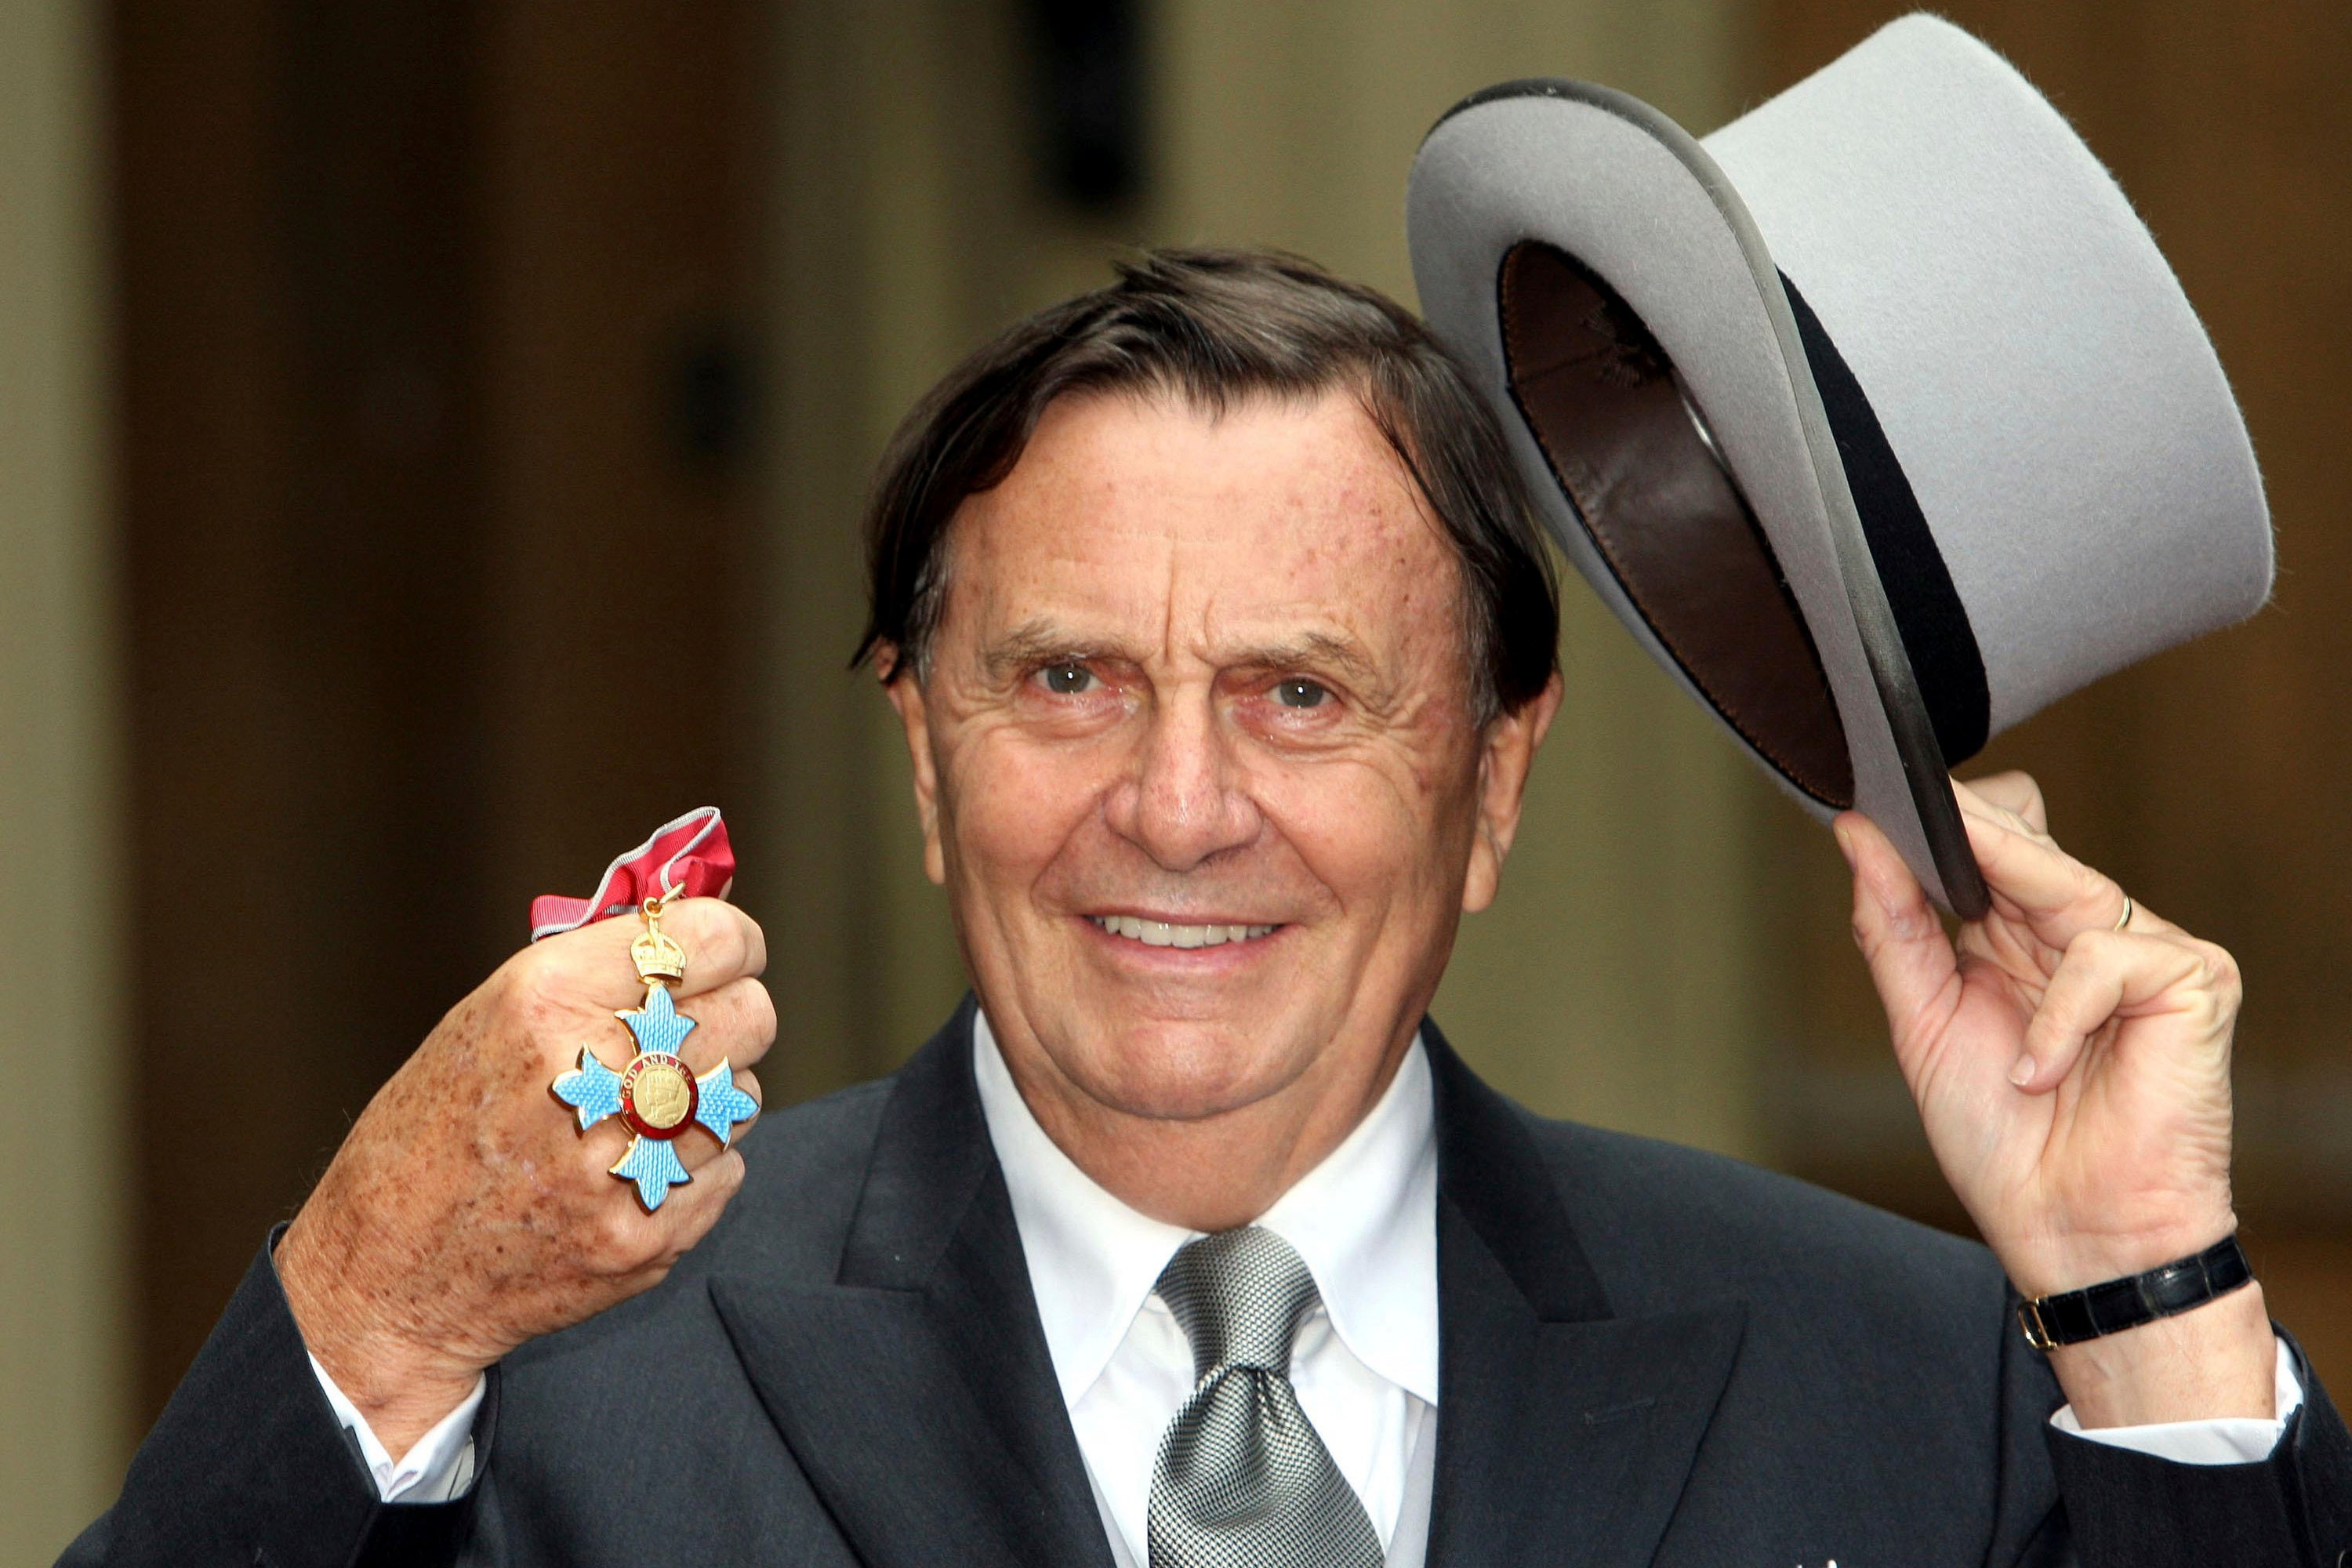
xmin=1256 ymin=1040 xmax=1439 ymax=1405
xmin=972 ymin=1010 xmax=1439 ymax=1410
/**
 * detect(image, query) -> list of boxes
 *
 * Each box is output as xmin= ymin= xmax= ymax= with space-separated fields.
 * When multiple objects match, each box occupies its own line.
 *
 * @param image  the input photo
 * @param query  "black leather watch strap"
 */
xmin=2016 ymin=1234 xmax=2255 ymax=1350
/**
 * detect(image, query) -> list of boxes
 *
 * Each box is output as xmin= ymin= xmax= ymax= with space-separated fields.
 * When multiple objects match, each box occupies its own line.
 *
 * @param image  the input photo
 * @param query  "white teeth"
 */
xmin=1091 ymin=916 xmax=1278 ymax=948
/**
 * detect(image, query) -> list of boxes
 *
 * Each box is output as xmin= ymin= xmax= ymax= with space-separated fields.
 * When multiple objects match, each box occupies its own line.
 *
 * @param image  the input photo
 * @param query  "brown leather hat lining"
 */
xmin=1496 ymin=241 xmax=1853 ymax=808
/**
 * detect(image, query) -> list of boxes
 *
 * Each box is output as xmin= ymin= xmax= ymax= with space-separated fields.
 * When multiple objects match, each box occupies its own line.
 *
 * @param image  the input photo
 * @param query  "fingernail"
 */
xmin=1833 ymin=822 xmax=1857 ymax=868
xmin=2009 ymin=1053 xmax=2035 ymax=1087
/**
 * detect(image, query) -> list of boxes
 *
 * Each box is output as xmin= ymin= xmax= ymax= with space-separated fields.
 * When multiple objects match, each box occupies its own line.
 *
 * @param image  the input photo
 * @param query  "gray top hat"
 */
xmin=1407 ymin=13 xmax=2270 ymax=916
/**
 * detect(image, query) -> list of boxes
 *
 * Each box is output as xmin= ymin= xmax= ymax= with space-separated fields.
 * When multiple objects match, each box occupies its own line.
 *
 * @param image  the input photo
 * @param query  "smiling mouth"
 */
xmin=1087 ymin=915 xmax=1282 ymax=950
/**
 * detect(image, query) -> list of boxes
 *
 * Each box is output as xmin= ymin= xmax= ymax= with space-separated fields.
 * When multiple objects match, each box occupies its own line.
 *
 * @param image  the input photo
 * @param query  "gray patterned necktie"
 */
xmin=1147 ymin=1227 xmax=1386 ymax=1568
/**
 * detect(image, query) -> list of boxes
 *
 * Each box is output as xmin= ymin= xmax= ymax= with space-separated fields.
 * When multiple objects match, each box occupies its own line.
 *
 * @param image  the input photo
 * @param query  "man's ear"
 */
xmin=880 ymin=651 xmax=949 ymax=886
xmin=1462 ymin=670 xmax=1563 ymax=913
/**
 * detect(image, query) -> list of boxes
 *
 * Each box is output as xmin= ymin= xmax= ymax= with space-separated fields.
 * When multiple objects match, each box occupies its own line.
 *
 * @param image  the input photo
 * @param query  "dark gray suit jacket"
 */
xmin=65 ymin=1001 xmax=2352 ymax=1566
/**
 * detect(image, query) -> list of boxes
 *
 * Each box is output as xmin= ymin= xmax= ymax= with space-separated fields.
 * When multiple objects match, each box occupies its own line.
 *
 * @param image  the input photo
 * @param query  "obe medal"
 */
xmin=549 ymin=895 xmax=759 ymax=1210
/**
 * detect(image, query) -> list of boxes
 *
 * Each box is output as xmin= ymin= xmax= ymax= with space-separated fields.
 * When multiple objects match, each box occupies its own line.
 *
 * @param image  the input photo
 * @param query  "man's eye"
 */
xmin=1040 ymin=662 xmax=1097 ymax=695
xmin=1274 ymin=678 xmax=1330 ymax=710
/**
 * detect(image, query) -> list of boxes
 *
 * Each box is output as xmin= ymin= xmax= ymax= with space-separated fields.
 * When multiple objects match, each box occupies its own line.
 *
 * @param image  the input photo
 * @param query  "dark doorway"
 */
xmin=112 ymin=0 xmax=769 ymax=1421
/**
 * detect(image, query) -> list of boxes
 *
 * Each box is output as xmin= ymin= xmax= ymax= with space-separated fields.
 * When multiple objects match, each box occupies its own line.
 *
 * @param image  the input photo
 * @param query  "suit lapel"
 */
xmin=1421 ymin=1026 xmax=1746 ymax=1568
xmin=708 ymin=1003 xmax=1740 ymax=1568
xmin=711 ymin=1001 xmax=1113 ymax=1568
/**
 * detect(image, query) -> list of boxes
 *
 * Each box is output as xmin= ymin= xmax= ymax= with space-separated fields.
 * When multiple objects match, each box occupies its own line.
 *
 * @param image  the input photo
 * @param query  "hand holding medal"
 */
xmin=276 ymin=810 xmax=773 ymax=1457
xmin=552 ymin=889 xmax=760 ymax=1210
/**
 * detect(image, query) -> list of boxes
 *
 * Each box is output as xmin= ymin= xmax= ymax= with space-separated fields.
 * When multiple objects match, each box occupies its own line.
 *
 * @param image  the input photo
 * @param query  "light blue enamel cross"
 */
xmin=551 ymin=985 xmax=760 ymax=1210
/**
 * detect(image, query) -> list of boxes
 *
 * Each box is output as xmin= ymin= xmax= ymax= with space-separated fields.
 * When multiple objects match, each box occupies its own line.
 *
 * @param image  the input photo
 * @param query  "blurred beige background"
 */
xmin=5 ymin=0 xmax=2347 ymax=1559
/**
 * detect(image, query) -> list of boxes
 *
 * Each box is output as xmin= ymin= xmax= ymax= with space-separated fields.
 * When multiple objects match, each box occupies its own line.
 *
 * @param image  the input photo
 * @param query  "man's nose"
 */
xmin=1103 ymin=693 xmax=1262 ymax=872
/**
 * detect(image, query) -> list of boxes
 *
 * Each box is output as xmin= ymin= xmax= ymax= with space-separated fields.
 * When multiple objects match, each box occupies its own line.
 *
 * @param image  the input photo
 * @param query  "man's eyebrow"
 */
xmin=978 ymin=619 xmax=1119 ymax=681
xmin=1233 ymin=631 xmax=1384 ymax=686
xmin=977 ymin=620 xmax=1388 ymax=691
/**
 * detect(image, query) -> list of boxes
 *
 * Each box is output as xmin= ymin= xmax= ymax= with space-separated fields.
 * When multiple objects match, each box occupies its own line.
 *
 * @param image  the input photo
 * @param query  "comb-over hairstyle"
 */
xmin=853 ymin=247 xmax=1560 ymax=721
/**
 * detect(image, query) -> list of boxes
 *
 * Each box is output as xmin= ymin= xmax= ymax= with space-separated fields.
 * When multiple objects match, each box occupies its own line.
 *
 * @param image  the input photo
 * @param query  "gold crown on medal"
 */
xmin=632 ymin=924 xmax=688 ymax=985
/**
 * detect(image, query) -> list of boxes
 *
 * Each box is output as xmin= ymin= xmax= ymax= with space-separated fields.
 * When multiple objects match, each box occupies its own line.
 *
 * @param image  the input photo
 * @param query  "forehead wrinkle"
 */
xmin=955 ymin=388 xmax=1472 ymax=707
xmin=1164 ymin=543 xmax=1446 ymax=719
xmin=954 ymin=483 xmax=1183 ymax=677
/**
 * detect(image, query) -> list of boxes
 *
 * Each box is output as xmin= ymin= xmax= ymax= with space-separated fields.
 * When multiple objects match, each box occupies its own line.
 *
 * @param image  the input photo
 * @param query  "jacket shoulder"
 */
xmin=1509 ymin=1109 xmax=2065 ymax=1558
xmin=1519 ymin=1109 xmax=2012 ymax=1340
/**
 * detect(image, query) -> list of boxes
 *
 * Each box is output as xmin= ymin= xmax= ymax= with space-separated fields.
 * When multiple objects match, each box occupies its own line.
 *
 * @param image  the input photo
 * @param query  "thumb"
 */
xmin=1838 ymin=811 xmax=1961 ymax=1086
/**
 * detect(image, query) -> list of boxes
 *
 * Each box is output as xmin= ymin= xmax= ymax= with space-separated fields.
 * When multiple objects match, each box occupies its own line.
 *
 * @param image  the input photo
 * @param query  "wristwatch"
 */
xmin=2016 ymin=1234 xmax=2254 ymax=1351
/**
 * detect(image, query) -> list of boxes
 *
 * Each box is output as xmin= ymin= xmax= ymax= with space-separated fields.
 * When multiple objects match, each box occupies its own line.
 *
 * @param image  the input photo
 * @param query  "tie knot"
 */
xmin=1155 ymin=1226 xmax=1321 ymax=1381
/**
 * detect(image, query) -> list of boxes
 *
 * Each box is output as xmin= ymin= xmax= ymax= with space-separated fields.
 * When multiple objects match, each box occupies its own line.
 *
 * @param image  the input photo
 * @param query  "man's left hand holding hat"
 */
xmin=1843 ymin=777 xmax=2278 ymax=1429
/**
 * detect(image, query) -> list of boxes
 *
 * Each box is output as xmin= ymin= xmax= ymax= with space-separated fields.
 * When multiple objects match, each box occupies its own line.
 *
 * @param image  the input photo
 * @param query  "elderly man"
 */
xmin=67 ymin=251 xmax=2350 ymax=1568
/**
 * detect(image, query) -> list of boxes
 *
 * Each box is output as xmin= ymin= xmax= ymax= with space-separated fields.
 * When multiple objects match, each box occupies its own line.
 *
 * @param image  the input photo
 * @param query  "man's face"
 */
xmin=888 ymin=388 xmax=1552 ymax=1148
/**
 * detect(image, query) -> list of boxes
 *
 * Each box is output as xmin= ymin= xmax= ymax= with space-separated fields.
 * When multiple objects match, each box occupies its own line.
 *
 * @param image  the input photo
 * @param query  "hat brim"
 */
xmin=1409 ymin=79 xmax=1988 ymax=918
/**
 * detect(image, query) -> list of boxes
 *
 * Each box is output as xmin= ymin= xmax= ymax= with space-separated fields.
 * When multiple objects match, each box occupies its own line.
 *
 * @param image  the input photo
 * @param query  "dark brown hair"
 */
xmin=854 ymin=247 xmax=1559 ymax=720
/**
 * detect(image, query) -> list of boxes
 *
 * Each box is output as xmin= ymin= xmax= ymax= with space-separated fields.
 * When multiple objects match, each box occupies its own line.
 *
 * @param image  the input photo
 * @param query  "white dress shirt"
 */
xmin=973 ymin=1011 xmax=1440 ymax=1567
xmin=319 ymin=1011 xmax=2303 ymax=1521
